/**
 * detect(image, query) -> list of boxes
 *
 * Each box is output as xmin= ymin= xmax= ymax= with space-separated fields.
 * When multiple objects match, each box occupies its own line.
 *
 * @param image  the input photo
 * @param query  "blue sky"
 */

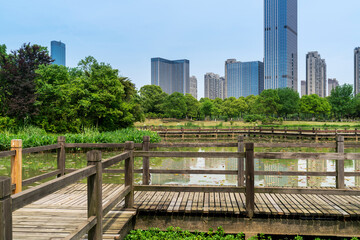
xmin=1 ymin=0 xmax=359 ymax=99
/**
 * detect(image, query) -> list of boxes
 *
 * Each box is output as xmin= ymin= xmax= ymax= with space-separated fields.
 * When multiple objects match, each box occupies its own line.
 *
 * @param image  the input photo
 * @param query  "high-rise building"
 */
xmin=306 ymin=51 xmax=327 ymax=97
xmin=189 ymin=76 xmax=198 ymax=99
xmin=51 ymin=41 xmax=65 ymax=66
xmin=204 ymin=73 xmax=225 ymax=100
xmin=264 ymin=0 xmax=298 ymax=91
xmin=328 ymin=78 xmax=339 ymax=96
xmin=151 ymin=57 xmax=190 ymax=95
xmin=225 ymin=59 xmax=264 ymax=98
xmin=224 ymin=59 xmax=237 ymax=98
xmin=355 ymin=47 xmax=360 ymax=95
xmin=301 ymin=80 xmax=306 ymax=97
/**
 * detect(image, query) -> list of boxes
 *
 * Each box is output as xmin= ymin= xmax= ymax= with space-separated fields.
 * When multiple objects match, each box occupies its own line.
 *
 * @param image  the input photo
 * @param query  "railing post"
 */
xmin=336 ymin=135 xmax=345 ymax=189
xmin=142 ymin=136 xmax=150 ymax=185
xmin=0 ymin=177 xmax=12 ymax=240
xmin=245 ymin=143 xmax=255 ymax=219
xmin=181 ymin=127 xmax=184 ymax=140
xmin=11 ymin=139 xmax=22 ymax=194
xmin=57 ymin=136 xmax=66 ymax=177
xmin=125 ymin=141 xmax=134 ymax=208
xmin=237 ymin=136 xmax=245 ymax=187
xmin=355 ymin=128 xmax=358 ymax=142
xmin=87 ymin=150 xmax=103 ymax=240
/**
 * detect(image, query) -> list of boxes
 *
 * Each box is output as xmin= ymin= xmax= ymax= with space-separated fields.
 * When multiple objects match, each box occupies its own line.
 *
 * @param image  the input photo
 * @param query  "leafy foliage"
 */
xmin=328 ymin=84 xmax=354 ymax=119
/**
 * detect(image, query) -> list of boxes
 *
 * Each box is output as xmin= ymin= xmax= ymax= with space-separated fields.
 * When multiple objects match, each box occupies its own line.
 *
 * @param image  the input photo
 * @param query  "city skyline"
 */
xmin=1 ymin=0 xmax=359 ymax=99
xmin=51 ymin=40 xmax=66 ymax=66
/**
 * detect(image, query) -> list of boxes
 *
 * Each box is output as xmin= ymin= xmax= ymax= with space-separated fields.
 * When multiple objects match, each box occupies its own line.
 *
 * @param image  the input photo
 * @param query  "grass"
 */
xmin=0 ymin=126 xmax=161 ymax=151
xmin=135 ymin=119 xmax=360 ymax=130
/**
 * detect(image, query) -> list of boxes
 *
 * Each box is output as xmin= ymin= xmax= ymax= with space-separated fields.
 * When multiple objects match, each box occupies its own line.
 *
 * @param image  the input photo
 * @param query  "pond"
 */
xmin=0 ymin=146 xmax=359 ymax=188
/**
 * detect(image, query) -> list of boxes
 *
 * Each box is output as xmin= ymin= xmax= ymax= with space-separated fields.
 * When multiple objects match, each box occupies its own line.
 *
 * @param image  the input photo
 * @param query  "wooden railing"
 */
xmin=1 ymin=136 xmax=360 ymax=238
xmin=0 ymin=141 xmax=135 ymax=240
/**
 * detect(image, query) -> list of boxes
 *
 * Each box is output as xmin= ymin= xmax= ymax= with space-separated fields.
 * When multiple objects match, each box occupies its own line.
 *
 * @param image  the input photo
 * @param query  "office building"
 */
xmin=51 ymin=41 xmax=65 ymax=66
xmin=306 ymin=51 xmax=327 ymax=97
xmin=264 ymin=0 xmax=298 ymax=91
xmin=301 ymin=80 xmax=306 ymax=97
xmin=225 ymin=59 xmax=264 ymax=98
xmin=224 ymin=59 xmax=237 ymax=98
xmin=328 ymin=78 xmax=339 ymax=96
xmin=355 ymin=47 xmax=360 ymax=95
xmin=189 ymin=76 xmax=198 ymax=99
xmin=204 ymin=73 xmax=225 ymax=99
xmin=151 ymin=58 xmax=190 ymax=95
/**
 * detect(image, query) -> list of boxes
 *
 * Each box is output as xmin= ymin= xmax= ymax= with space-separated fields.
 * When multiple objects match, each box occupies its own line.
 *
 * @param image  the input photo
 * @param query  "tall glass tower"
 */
xmin=151 ymin=58 xmax=190 ymax=95
xmin=51 ymin=41 xmax=66 ymax=66
xmin=355 ymin=47 xmax=360 ymax=95
xmin=264 ymin=0 xmax=297 ymax=91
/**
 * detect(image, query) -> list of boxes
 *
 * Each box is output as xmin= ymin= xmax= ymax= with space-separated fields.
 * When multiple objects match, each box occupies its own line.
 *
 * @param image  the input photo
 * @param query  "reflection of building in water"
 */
xmin=225 ymin=158 xmax=237 ymax=184
xmin=356 ymin=160 xmax=360 ymax=187
xmin=263 ymin=159 xmax=299 ymax=187
xmin=151 ymin=158 xmax=191 ymax=185
xmin=307 ymin=159 xmax=327 ymax=187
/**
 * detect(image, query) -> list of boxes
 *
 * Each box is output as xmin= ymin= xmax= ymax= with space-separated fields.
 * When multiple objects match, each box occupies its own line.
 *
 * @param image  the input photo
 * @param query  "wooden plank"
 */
xmin=234 ymin=193 xmax=246 ymax=214
xmin=149 ymin=143 xmax=237 ymax=148
xmin=166 ymin=192 xmax=179 ymax=212
xmin=135 ymin=185 xmax=245 ymax=193
xmin=269 ymin=194 xmax=290 ymax=215
xmin=281 ymin=193 xmax=308 ymax=216
xmin=179 ymin=192 xmax=189 ymax=212
xmin=197 ymin=192 xmax=204 ymax=213
xmin=22 ymin=170 xmax=61 ymax=186
xmin=102 ymin=152 xmax=130 ymax=169
xmin=255 ymin=187 xmax=360 ymax=196
xmin=12 ymin=166 xmax=96 ymax=211
xmin=255 ymin=171 xmax=336 ymax=176
xmin=172 ymin=192 xmax=183 ymax=212
xmin=209 ymin=192 xmax=215 ymax=213
xmin=317 ymin=195 xmax=350 ymax=217
xmin=63 ymin=216 xmax=97 ymax=240
xmin=65 ymin=143 xmax=126 ymax=148
xmin=149 ymin=169 xmax=238 ymax=175
xmin=191 ymin=192 xmax=199 ymax=213
xmin=214 ymin=192 xmax=221 ymax=214
xmin=185 ymin=192 xmax=194 ymax=213
xmin=229 ymin=193 xmax=240 ymax=215
xmin=255 ymin=152 xmax=360 ymax=160
xmin=102 ymin=186 xmax=130 ymax=216
xmin=0 ymin=150 xmax=15 ymax=158
xmin=22 ymin=144 xmax=60 ymax=154
xmin=134 ymin=151 xmax=245 ymax=158
xmin=255 ymin=143 xmax=336 ymax=148
xmin=219 ymin=192 xmax=227 ymax=214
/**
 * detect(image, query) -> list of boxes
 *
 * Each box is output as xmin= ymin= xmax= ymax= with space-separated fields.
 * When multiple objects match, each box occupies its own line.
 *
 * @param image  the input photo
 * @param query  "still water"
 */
xmin=0 ymin=147 xmax=359 ymax=188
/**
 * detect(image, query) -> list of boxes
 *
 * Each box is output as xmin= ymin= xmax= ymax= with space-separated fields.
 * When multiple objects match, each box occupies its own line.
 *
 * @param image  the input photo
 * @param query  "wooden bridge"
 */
xmin=141 ymin=126 xmax=360 ymax=141
xmin=1 ymin=136 xmax=360 ymax=239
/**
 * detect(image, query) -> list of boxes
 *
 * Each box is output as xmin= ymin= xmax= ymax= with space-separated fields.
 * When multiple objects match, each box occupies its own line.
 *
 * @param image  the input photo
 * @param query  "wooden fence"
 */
xmin=1 ymin=136 xmax=360 ymax=239
xmin=140 ymin=127 xmax=360 ymax=141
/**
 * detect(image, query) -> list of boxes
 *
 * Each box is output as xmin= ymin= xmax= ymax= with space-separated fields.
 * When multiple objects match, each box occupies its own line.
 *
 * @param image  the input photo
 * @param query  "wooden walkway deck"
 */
xmin=13 ymin=183 xmax=360 ymax=239
xmin=13 ymin=184 xmax=136 ymax=240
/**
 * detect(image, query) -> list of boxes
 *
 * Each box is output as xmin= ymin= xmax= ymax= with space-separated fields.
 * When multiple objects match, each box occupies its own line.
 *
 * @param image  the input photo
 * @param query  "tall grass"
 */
xmin=0 ymin=126 xmax=160 ymax=151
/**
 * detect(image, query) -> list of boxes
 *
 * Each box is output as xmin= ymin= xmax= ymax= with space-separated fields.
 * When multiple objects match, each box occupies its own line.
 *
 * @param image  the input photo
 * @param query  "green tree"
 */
xmin=300 ymin=94 xmax=331 ymax=117
xmin=212 ymin=98 xmax=223 ymax=119
xmin=200 ymin=99 xmax=213 ymax=119
xmin=222 ymin=97 xmax=248 ymax=119
xmin=328 ymin=84 xmax=354 ymax=119
xmin=162 ymin=92 xmax=187 ymax=119
xmin=277 ymin=88 xmax=300 ymax=117
xmin=245 ymin=95 xmax=260 ymax=114
xmin=257 ymin=89 xmax=281 ymax=115
xmin=0 ymin=43 xmax=53 ymax=121
xmin=139 ymin=85 xmax=168 ymax=115
xmin=184 ymin=93 xmax=199 ymax=119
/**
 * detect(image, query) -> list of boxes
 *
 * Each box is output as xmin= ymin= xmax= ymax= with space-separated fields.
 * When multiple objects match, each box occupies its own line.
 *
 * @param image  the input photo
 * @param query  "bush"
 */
xmin=244 ymin=114 xmax=264 ymax=123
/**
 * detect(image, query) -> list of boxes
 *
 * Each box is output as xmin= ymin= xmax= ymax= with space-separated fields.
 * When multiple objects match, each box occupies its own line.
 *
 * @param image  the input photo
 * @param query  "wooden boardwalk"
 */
xmin=12 ymin=184 xmax=136 ymax=240
xmin=12 ymin=183 xmax=360 ymax=239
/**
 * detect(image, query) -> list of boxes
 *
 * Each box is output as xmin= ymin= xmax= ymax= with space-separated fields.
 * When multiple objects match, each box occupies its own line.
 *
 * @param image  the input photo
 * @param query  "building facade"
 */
xmin=204 ymin=73 xmax=225 ymax=99
xmin=355 ymin=47 xmax=360 ymax=95
xmin=264 ymin=0 xmax=298 ymax=91
xmin=225 ymin=59 xmax=264 ymax=98
xmin=189 ymin=76 xmax=198 ymax=99
xmin=301 ymin=80 xmax=306 ymax=97
xmin=328 ymin=78 xmax=339 ymax=96
xmin=151 ymin=58 xmax=190 ymax=95
xmin=306 ymin=51 xmax=327 ymax=97
xmin=51 ymin=41 xmax=65 ymax=66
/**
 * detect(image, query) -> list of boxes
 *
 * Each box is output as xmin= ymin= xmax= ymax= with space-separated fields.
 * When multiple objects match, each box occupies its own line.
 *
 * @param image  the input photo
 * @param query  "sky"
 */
xmin=1 ymin=0 xmax=359 ymax=99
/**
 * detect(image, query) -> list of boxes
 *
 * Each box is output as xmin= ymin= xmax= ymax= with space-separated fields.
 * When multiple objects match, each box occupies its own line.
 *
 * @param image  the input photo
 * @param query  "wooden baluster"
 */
xmin=142 ymin=136 xmax=150 ymax=185
xmin=245 ymin=143 xmax=255 ymax=219
xmin=0 ymin=177 xmax=12 ymax=240
xmin=336 ymin=136 xmax=345 ymax=189
xmin=87 ymin=150 xmax=103 ymax=240
xmin=237 ymin=136 xmax=245 ymax=187
xmin=11 ymin=139 xmax=22 ymax=194
xmin=125 ymin=141 xmax=135 ymax=208
xmin=57 ymin=136 xmax=66 ymax=177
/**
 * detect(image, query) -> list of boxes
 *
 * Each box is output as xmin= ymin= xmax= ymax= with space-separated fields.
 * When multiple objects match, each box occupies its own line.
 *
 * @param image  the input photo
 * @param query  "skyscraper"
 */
xmin=151 ymin=57 xmax=190 ymax=95
xmin=328 ymin=78 xmax=339 ymax=96
xmin=355 ymin=47 xmax=360 ymax=95
xmin=301 ymin=80 xmax=306 ymax=97
xmin=224 ymin=59 xmax=237 ymax=98
xmin=189 ymin=76 xmax=198 ymax=99
xmin=51 ymin=41 xmax=65 ymax=66
xmin=225 ymin=59 xmax=264 ymax=98
xmin=306 ymin=51 xmax=327 ymax=97
xmin=264 ymin=0 xmax=297 ymax=91
xmin=204 ymin=73 xmax=225 ymax=100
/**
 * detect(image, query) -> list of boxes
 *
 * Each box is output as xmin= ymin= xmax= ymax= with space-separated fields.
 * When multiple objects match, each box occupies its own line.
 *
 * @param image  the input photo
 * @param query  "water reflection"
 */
xmin=150 ymin=147 xmax=360 ymax=188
